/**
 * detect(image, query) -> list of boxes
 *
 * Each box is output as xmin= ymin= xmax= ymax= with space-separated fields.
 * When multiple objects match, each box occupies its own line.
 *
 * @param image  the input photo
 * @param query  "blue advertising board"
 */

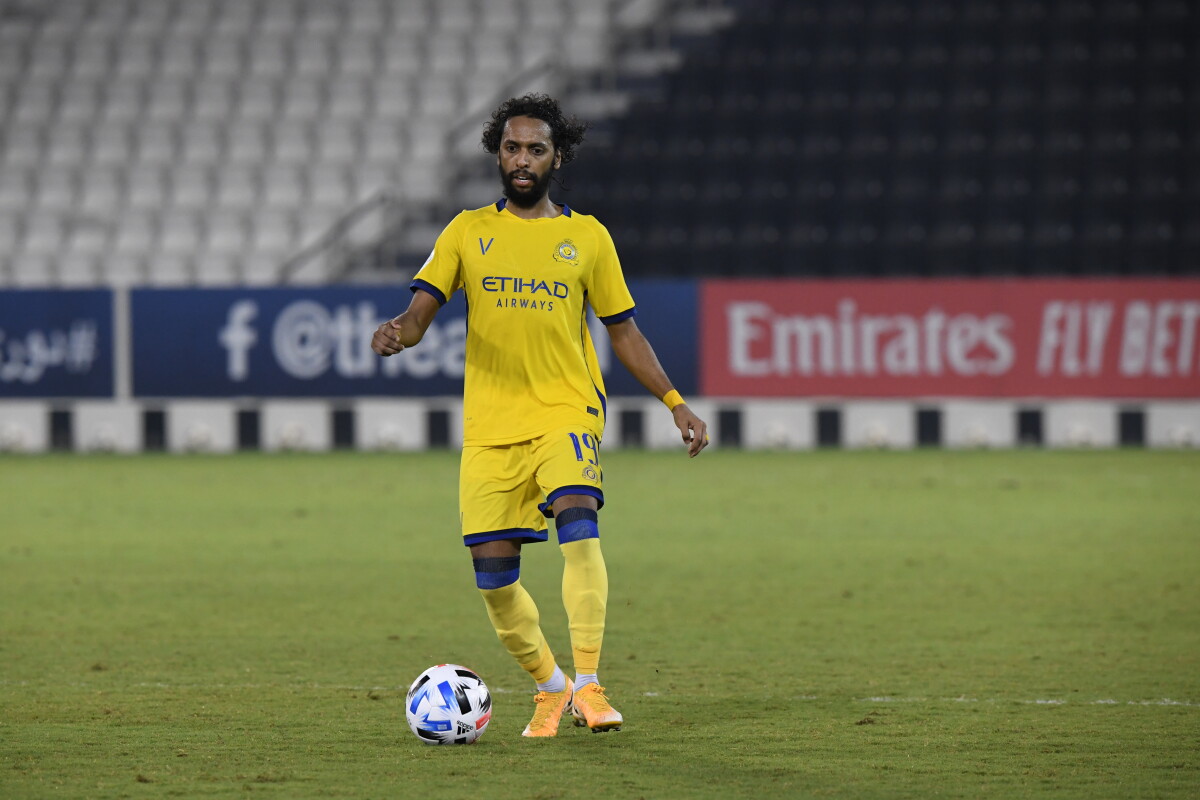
xmin=130 ymin=281 xmax=696 ymax=398
xmin=0 ymin=289 xmax=113 ymax=398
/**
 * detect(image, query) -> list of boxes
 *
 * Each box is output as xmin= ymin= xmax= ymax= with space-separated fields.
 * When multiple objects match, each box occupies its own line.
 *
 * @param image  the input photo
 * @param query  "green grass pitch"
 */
xmin=1 ymin=448 xmax=1197 ymax=798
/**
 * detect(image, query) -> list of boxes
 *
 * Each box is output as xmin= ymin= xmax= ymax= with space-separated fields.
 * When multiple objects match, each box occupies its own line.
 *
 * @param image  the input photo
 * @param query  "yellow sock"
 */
xmin=560 ymin=538 xmax=608 ymax=675
xmin=479 ymin=581 xmax=557 ymax=684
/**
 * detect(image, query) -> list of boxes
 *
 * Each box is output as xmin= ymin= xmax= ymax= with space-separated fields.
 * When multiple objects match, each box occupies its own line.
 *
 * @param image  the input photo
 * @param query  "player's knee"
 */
xmin=555 ymin=507 xmax=599 ymax=545
xmin=474 ymin=555 xmax=521 ymax=590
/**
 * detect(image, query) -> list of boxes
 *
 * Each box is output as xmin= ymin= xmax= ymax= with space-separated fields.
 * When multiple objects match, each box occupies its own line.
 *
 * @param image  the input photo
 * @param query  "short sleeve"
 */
xmin=409 ymin=214 xmax=466 ymax=305
xmin=587 ymin=222 xmax=637 ymax=324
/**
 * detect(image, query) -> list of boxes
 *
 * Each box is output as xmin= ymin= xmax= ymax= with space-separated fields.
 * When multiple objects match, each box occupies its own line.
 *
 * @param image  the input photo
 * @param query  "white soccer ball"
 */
xmin=405 ymin=664 xmax=492 ymax=745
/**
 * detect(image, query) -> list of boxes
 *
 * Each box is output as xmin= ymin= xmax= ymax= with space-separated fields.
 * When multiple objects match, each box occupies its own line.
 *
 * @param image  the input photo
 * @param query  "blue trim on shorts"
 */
xmin=463 ymin=528 xmax=548 ymax=547
xmin=539 ymin=486 xmax=605 ymax=518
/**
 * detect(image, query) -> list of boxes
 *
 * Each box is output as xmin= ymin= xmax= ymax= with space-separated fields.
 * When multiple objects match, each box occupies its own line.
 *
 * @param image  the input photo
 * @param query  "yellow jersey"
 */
xmin=410 ymin=199 xmax=636 ymax=446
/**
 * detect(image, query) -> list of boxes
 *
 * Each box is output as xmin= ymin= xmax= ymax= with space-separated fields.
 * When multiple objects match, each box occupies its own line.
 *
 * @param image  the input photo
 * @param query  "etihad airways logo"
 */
xmin=482 ymin=276 xmax=569 ymax=311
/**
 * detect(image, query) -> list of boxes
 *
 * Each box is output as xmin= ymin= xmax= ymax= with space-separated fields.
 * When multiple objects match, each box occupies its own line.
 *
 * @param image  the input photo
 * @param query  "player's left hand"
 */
xmin=673 ymin=405 xmax=709 ymax=457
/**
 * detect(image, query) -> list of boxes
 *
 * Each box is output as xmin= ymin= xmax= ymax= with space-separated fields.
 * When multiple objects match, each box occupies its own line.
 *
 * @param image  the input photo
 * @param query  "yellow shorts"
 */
xmin=460 ymin=424 xmax=604 ymax=547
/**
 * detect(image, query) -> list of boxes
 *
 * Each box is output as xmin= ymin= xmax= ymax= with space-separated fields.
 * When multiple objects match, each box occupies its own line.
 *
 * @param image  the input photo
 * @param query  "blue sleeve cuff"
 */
xmin=599 ymin=306 xmax=637 ymax=325
xmin=410 ymin=279 xmax=448 ymax=306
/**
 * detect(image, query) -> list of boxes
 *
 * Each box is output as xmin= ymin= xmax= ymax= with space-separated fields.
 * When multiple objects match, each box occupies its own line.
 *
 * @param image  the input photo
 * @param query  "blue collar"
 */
xmin=495 ymin=198 xmax=572 ymax=216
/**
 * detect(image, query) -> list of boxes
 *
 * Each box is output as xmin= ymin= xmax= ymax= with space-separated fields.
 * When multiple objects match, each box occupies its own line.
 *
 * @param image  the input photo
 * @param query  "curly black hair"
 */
xmin=481 ymin=93 xmax=589 ymax=166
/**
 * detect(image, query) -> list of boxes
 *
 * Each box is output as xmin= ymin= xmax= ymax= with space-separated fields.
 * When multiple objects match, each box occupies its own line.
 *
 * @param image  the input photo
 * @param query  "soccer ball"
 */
xmin=405 ymin=664 xmax=492 ymax=745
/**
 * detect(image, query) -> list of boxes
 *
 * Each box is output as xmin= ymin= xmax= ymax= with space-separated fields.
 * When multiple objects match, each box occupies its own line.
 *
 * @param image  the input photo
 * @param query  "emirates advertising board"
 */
xmin=700 ymin=279 xmax=1200 ymax=398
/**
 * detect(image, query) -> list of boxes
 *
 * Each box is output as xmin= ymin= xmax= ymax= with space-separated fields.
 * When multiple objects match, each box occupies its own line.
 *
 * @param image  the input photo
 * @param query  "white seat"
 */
xmin=111 ymin=215 xmax=158 ymax=257
xmin=1 ymin=123 xmax=44 ymax=168
xmin=89 ymin=122 xmax=135 ymax=166
xmin=261 ymin=164 xmax=305 ymax=208
xmin=313 ymin=119 xmax=360 ymax=162
xmin=474 ymin=36 xmax=517 ymax=73
xmin=125 ymin=4 xmax=172 ymax=38
xmin=158 ymin=37 xmax=202 ymax=78
xmin=56 ymin=81 xmax=104 ymax=124
xmin=85 ymin=0 xmax=135 ymax=34
xmin=373 ymin=77 xmax=416 ymax=119
xmin=279 ymin=80 xmax=325 ymax=120
xmin=272 ymin=125 xmax=314 ymax=164
xmin=345 ymin=0 xmax=389 ymax=34
xmin=26 ymin=41 xmax=72 ymax=81
xmin=259 ymin=0 xmax=303 ymax=36
xmin=302 ymin=4 xmax=343 ymax=35
xmin=351 ymin=162 xmax=399 ymax=201
xmin=0 ymin=169 xmax=31 ymax=213
xmin=77 ymin=168 xmax=124 ymax=215
xmin=57 ymin=253 xmax=99 ymax=287
xmin=211 ymin=5 xmax=256 ymax=38
xmin=204 ymin=211 xmax=249 ymax=255
xmin=134 ymin=122 xmax=178 ymax=164
xmin=434 ymin=0 xmax=474 ymax=33
xmin=426 ymin=32 xmax=471 ymax=74
xmin=0 ymin=216 xmax=22 ymax=257
xmin=0 ymin=35 xmax=25 ymax=79
xmin=415 ymin=77 xmax=461 ymax=121
xmin=295 ymin=205 xmax=341 ymax=249
xmin=292 ymin=34 xmax=334 ymax=77
xmin=201 ymin=37 xmax=244 ymax=77
xmin=193 ymin=253 xmax=240 ymax=286
xmin=190 ymin=80 xmax=236 ymax=121
xmin=362 ymin=120 xmax=404 ymax=162
xmin=481 ymin=0 xmax=522 ymax=31
xmin=212 ymin=166 xmax=260 ymax=209
xmin=20 ymin=213 xmax=67 ymax=256
xmin=67 ymin=38 xmax=113 ymax=80
xmin=169 ymin=165 xmax=214 ymax=209
xmin=33 ymin=167 xmax=78 ymax=211
xmin=64 ymin=221 xmax=110 ymax=257
xmin=335 ymin=33 xmax=380 ymax=75
xmin=10 ymin=254 xmax=55 ymax=287
xmin=250 ymin=210 xmax=296 ymax=256
xmin=235 ymin=78 xmax=279 ymax=120
xmin=378 ymin=36 xmax=423 ymax=75
xmin=103 ymin=254 xmax=147 ymax=286
xmin=43 ymin=124 xmax=89 ymax=167
xmin=225 ymin=120 xmax=270 ymax=163
xmin=179 ymin=121 xmax=224 ymax=164
xmin=308 ymin=164 xmax=353 ymax=209
xmin=11 ymin=80 xmax=56 ymax=125
xmin=100 ymin=80 xmax=145 ymax=122
xmin=157 ymin=211 xmax=204 ymax=255
xmin=246 ymin=37 xmax=289 ymax=77
xmin=144 ymin=79 xmax=191 ymax=122
xmin=241 ymin=253 xmax=283 ymax=285
xmin=171 ymin=0 xmax=220 ymax=35
xmin=124 ymin=165 xmax=168 ymax=210
xmin=148 ymin=253 xmax=193 ymax=286
xmin=394 ymin=0 xmax=435 ymax=30
xmin=326 ymin=77 xmax=371 ymax=119
xmin=111 ymin=39 xmax=157 ymax=79
xmin=393 ymin=163 xmax=440 ymax=202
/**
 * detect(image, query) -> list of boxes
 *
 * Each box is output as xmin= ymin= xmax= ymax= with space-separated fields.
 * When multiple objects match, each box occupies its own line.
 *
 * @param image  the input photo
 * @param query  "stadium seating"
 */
xmin=1 ymin=0 xmax=1193 ymax=285
xmin=0 ymin=0 xmax=626 ymax=287
xmin=567 ymin=0 xmax=1196 ymax=276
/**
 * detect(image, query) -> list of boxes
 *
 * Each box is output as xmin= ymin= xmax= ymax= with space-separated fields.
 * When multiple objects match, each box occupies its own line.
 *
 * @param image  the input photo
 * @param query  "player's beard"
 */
xmin=499 ymin=164 xmax=555 ymax=208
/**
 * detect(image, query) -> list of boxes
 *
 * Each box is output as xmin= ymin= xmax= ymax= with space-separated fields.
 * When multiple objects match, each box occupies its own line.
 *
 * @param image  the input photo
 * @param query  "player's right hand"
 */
xmin=371 ymin=317 xmax=405 ymax=357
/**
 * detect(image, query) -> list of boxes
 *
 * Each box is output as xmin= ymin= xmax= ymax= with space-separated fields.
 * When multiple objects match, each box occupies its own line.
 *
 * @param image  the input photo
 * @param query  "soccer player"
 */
xmin=372 ymin=94 xmax=708 ymax=737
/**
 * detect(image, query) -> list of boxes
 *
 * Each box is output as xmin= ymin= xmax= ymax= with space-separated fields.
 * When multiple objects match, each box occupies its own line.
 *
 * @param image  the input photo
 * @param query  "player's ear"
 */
xmin=553 ymin=149 xmax=562 ymax=170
